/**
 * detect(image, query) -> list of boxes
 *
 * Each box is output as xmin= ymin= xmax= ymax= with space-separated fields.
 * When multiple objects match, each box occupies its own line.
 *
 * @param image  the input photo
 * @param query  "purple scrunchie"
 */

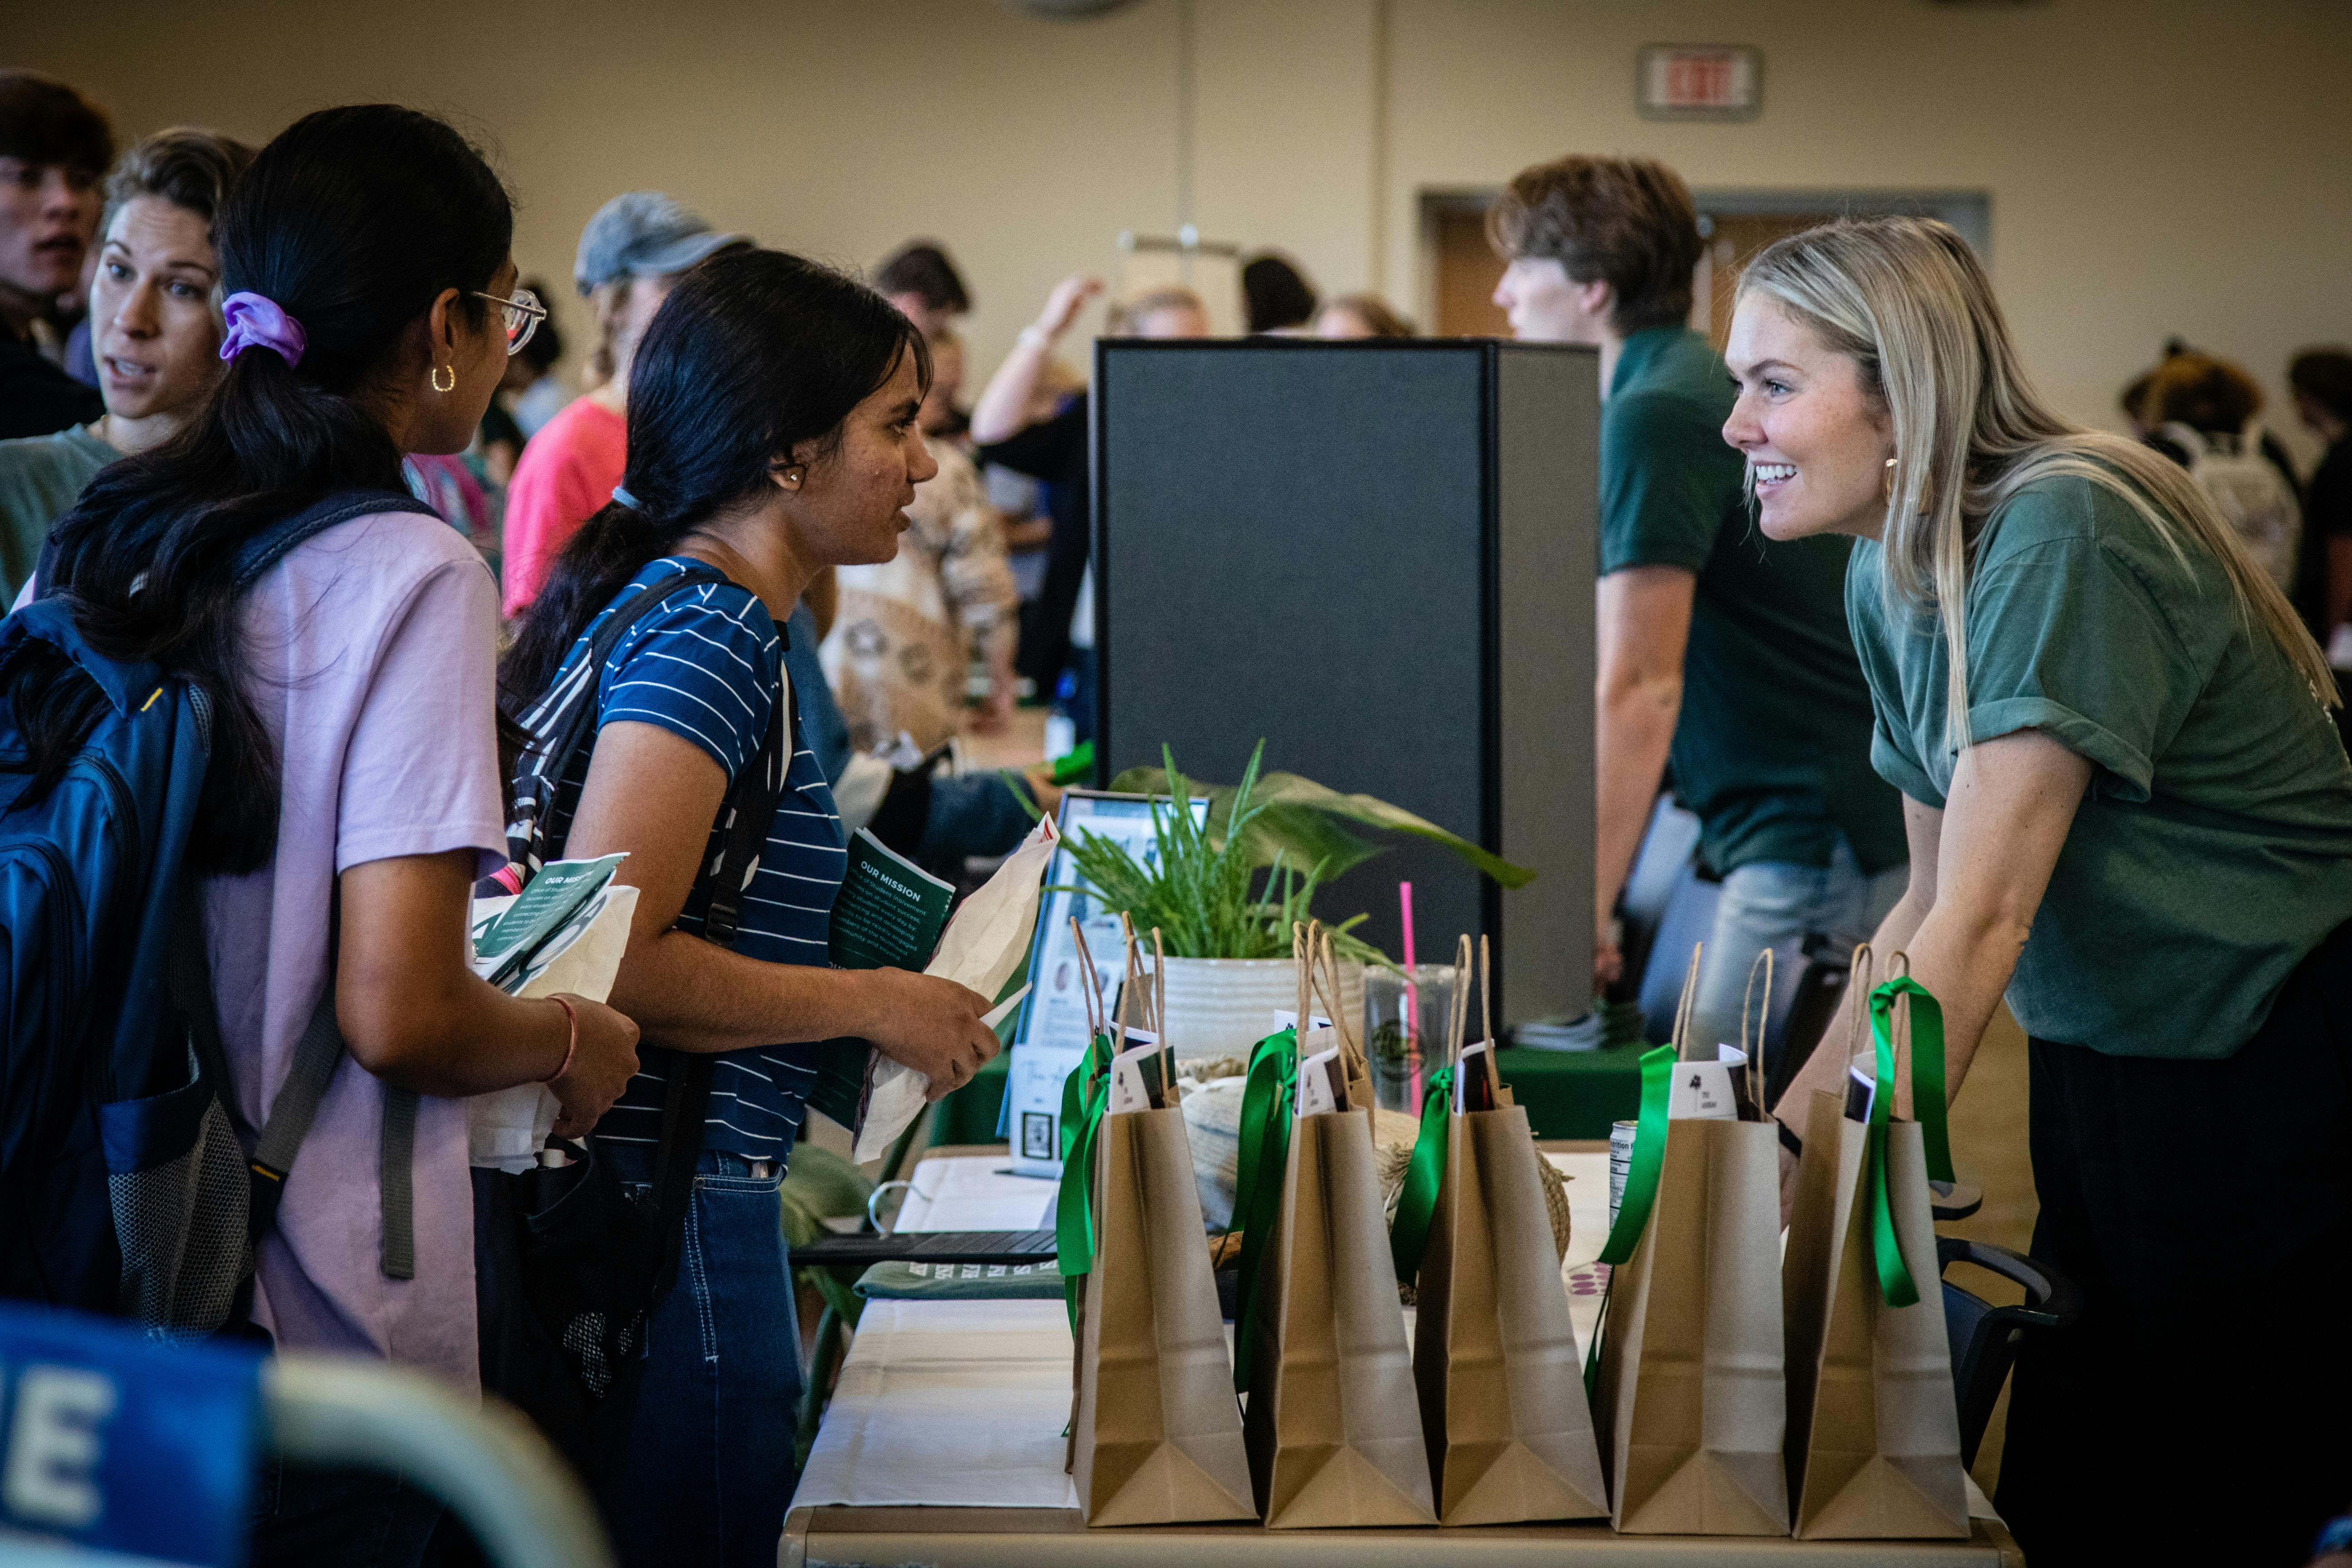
xmin=218 ymin=292 xmax=307 ymax=368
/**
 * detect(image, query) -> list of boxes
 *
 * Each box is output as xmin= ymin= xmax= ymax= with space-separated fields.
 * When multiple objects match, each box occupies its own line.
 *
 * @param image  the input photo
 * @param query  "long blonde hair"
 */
xmin=1736 ymin=217 xmax=2335 ymax=750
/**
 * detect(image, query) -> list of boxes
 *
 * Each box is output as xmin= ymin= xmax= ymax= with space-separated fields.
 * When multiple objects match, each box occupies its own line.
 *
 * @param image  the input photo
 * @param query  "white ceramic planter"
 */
xmin=1156 ymin=956 xmax=1366 ymax=1062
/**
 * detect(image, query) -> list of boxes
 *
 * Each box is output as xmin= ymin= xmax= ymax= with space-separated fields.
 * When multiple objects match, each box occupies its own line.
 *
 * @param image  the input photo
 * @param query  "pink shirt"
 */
xmin=205 ymin=510 xmax=507 ymax=1392
xmin=500 ymin=396 xmax=625 ymax=617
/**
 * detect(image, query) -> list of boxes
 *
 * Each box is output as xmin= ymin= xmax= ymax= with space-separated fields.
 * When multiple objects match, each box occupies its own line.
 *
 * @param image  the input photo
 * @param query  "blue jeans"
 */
xmin=1686 ymin=838 xmax=1908 ymax=1056
xmin=602 ymin=1149 xmax=803 ymax=1568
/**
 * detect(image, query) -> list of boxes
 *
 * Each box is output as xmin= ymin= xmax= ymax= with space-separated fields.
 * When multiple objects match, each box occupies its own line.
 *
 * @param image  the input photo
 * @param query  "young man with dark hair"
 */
xmin=874 ymin=240 xmax=970 ymax=341
xmin=0 ymin=71 xmax=112 ymax=438
xmin=1491 ymin=154 xmax=1902 ymax=1047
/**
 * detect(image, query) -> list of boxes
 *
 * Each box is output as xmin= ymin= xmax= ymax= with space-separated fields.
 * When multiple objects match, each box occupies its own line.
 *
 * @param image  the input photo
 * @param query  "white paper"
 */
xmin=853 ymin=819 xmax=1058 ymax=1162
xmin=467 ymin=883 xmax=641 ymax=1171
xmin=1454 ymin=1039 xmax=1495 ymax=1112
xmin=1847 ymin=1061 xmax=1879 ymax=1122
xmin=1005 ymin=1039 xmax=1085 ymax=1176
xmin=1269 ymin=1010 xmax=1332 ymax=1033
xmin=1107 ymin=1040 xmax=1162 ymax=1116
xmin=1295 ymin=1044 xmax=1341 ymax=1117
xmin=1667 ymin=1057 xmax=1739 ymax=1121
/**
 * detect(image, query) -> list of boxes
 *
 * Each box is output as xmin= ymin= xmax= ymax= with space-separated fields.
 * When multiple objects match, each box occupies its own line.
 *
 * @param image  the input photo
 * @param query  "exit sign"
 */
xmin=1637 ymin=44 xmax=1763 ymax=121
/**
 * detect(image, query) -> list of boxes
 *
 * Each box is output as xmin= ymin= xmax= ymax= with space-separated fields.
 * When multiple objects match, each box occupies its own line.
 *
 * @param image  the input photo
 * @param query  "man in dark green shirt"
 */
xmin=1490 ymin=156 xmax=1903 ymax=1046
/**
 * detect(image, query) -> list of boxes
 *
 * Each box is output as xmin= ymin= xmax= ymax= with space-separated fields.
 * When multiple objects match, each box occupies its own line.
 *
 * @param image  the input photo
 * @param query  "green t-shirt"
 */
xmin=0 ymin=423 xmax=115 ymax=600
xmin=1847 ymin=471 xmax=2352 ymax=1059
xmin=1602 ymin=327 xmax=1902 ymax=877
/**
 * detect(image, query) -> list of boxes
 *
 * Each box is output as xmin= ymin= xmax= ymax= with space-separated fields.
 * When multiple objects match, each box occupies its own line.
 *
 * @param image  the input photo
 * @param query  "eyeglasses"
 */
xmin=473 ymin=286 xmax=548 ymax=356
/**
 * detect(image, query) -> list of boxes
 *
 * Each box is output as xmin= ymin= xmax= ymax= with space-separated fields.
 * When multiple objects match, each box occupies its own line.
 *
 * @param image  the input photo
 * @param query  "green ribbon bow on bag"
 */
xmin=1582 ymin=1044 xmax=1677 ymax=1395
xmin=1861 ymin=975 xmax=1955 ymax=1308
xmin=1053 ymin=1029 xmax=1116 ymax=1329
xmin=1387 ymin=1066 xmax=1455 ymax=1286
xmin=1228 ymin=1025 xmax=1298 ymax=1394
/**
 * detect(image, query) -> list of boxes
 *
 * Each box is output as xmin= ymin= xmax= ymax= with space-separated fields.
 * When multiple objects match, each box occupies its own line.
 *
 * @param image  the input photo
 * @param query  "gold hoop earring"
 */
xmin=431 ymin=364 xmax=456 ymax=393
xmin=1882 ymin=456 xmax=1898 ymax=505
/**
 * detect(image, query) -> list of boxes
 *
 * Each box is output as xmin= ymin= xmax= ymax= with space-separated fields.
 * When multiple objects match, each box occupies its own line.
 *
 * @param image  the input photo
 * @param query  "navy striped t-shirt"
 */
xmin=544 ymin=557 xmax=846 ymax=1159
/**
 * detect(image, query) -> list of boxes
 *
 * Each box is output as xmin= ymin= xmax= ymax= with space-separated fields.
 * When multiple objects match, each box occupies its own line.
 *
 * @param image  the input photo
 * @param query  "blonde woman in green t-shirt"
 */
xmin=1723 ymin=216 xmax=2352 ymax=1568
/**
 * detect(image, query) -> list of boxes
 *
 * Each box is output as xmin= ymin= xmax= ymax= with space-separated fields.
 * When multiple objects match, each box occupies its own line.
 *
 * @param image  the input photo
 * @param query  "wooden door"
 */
xmin=1433 ymin=209 xmax=1510 ymax=338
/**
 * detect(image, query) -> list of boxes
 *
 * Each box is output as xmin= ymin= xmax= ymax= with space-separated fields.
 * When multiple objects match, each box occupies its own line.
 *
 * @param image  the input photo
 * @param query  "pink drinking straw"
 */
xmin=1400 ymin=881 xmax=1421 ymax=1114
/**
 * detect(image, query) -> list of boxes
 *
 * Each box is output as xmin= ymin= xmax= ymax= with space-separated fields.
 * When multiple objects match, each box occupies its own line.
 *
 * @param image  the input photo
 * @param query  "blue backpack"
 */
xmin=0 ymin=488 xmax=439 ymax=1338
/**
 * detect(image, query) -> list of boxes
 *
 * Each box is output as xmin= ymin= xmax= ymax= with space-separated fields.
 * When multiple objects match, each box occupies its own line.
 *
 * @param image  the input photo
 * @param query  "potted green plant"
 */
xmin=1057 ymin=741 xmax=1533 ymax=1060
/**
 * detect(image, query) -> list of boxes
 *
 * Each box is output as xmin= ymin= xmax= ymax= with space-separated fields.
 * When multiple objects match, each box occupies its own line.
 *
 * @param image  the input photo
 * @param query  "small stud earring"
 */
xmin=431 ymin=364 xmax=456 ymax=393
xmin=778 ymin=464 xmax=805 ymax=490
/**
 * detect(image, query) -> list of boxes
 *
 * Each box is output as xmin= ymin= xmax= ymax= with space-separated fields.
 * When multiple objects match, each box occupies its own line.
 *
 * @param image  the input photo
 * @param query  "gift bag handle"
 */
xmin=1670 ymin=941 xmax=1703 ymax=1062
xmin=1740 ymin=947 xmax=1773 ymax=1113
xmin=1054 ymin=913 xmax=1117 ymax=1328
xmin=1857 ymin=952 xmax=1955 ymax=1308
xmin=1227 ymin=925 xmax=1309 ymax=1392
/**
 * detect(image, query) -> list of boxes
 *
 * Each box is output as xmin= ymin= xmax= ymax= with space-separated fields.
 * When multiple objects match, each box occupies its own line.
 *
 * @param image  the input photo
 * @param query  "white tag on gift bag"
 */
xmin=1295 ymin=1044 xmax=1343 ymax=1117
xmin=1668 ymin=1058 xmax=1740 ymax=1121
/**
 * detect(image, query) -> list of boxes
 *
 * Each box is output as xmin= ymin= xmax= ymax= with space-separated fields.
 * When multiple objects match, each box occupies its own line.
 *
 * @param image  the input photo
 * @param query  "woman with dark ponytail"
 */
xmin=22 ymin=105 xmax=640 ymax=1567
xmin=503 ymin=247 xmax=1002 ymax=1566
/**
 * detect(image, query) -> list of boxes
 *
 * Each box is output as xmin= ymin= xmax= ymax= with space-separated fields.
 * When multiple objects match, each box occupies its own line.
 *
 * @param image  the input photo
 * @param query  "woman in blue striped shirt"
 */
xmin=500 ymin=249 xmax=1002 ymax=1567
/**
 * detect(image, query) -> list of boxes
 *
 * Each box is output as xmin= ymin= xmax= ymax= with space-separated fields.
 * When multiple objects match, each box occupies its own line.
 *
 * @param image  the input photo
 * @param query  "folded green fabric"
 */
xmin=852 ymin=1256 xmax=1066 ymax=1301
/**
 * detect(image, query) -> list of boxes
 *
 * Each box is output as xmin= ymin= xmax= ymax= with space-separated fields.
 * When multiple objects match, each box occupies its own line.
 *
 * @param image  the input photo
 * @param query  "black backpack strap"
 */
xmin=229 ymin=488 xmax=441 ymax=591
xmin=504 ymin=565 xmax=733 ymax=880
xmin=640 ymin=608 xmax=791 ymax=1299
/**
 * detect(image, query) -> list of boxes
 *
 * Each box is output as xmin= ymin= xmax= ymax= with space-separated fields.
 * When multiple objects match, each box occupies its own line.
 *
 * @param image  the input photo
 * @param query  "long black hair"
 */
xmin=10 ymin=105 xmax=510 ymax=873
xmin=501 ymin=248 xmax=927 ymax=710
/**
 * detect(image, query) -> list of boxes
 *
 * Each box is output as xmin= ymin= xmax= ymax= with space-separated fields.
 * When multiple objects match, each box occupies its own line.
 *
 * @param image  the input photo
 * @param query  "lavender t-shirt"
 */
xmin=202 ymin=510 xmax=506 ymax=1392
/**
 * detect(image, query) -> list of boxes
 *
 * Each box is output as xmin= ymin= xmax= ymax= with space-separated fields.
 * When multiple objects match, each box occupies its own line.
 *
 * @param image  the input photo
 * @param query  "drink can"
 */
xmin=1608 ymin=1118 xmax=1638 ymax=1228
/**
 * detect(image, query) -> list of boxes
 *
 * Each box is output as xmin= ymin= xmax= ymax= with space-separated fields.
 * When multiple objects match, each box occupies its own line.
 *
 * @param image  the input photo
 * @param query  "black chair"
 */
xmin=1936 ymin=1236 xmax=2082 ymax=1470
xmin=1764 ymin=931 xmax=1857 ymax=1105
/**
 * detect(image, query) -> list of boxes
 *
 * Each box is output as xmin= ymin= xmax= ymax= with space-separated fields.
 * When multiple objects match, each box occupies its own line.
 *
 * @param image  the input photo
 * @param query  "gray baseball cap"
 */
xmin=573 ymin=191 xmax=750 ymax=295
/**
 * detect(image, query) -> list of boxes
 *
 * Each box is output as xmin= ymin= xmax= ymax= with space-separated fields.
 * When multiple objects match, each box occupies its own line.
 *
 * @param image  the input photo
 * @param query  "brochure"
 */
xmin=469 ymin=853 xmax=628 ymax=990
xmin=808 ymin=832 xmax=960 ymax=1133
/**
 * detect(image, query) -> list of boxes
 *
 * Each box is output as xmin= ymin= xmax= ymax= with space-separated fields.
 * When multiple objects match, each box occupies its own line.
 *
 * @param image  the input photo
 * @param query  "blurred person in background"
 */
xmin=505 ymin=281 xmax=569 ymax=437
xmin=2140 ymin=349 xmax=2303 ymax=593
xmin=0 ymin=71 xmax=109 ymax=437
xmin=970 ymin=277 xmax=1208 ymax=720
xmin=1491 ymin=154 xmax=1903 ymax=1050
xmin=0 ymin=126 xmax=253 ymax=597
xmin=1242 ymin=250 xmax=1316 ymax=335
xmin=500 ymin=191 xmax=747 ymax=616
xmin=2288 ymin=347 xmax=2352 ymax=651
xmin=1313 ymin=293 xmax=1414 ymax=339
xmin=823 ymin=328 xmax=1019 ymax=748
xmin=874 ymin=238 xmax=971 ymax=344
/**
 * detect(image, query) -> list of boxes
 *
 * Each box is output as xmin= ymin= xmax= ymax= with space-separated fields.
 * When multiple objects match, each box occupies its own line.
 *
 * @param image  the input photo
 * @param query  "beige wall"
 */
xmin=22 ymin=0 xmax=2351 ymax=463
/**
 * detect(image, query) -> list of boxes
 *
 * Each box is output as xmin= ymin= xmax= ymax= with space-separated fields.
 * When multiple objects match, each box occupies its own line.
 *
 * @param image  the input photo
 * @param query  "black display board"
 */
xmin=1093 ymin=339 xmax=1599 ymax=1026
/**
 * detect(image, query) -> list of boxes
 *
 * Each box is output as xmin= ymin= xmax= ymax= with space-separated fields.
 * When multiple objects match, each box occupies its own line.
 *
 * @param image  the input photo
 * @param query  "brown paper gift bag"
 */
xmin=1781 ymin=949 xmax=1968 ymax=1539
xmin=1590 ymin=944 xmax=1791 ymax=1535
xmin=1410 ymin=936 xmax=1609 ymax=1524
xmin=1240 ymin=926 xmax=1438 ymax=1529
xmin=1069 ymin=924 xmax=1256 ymax=1524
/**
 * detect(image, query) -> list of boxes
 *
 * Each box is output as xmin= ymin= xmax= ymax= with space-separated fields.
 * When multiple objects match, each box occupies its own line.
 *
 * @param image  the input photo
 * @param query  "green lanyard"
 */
xmin=1053 ymin=1029 xmax=1115 ymax=1329
xmin=1862 ymin=976 xmax=1953 ymax=1308
xmin=1387 ymin=1066 xmax=1456 ymax=1286
xmin=1228 ymin=1025 xmax=1297 ymax=1393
